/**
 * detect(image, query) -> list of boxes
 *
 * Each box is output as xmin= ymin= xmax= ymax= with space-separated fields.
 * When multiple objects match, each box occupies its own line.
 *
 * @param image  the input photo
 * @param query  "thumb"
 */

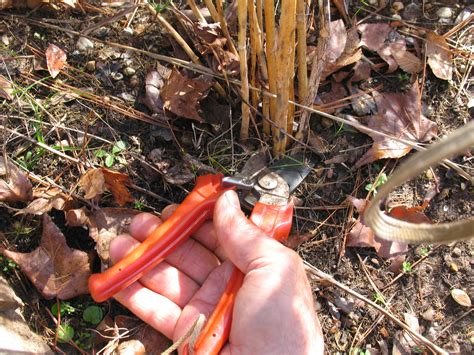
xmin=214 ymin=190 xmax=290 ymax=274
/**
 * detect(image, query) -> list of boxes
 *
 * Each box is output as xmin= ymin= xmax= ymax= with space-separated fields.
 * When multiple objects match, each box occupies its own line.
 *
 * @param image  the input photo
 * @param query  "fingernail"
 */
xmin=224 ymin=190 xmax=240 ymax=209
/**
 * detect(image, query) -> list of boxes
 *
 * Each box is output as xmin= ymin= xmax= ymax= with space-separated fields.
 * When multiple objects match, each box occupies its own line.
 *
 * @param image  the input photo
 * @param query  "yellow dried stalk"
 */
xmin=286 ymin=22 xmax=296 ymax=142
xmin=249 ymin=1 xmax=259 ymax=110
xmin=263 ymin=0 xmax=277 ymax=137
xmin=256 ymin=0 xmax=263 ymax=37
xmin=238 ymin=0 xmax=250 ymax=141
xmin=296 ymin=0 xmax=308 ymax=103
xmin=202 ymin=0 xmax=220 ymax=23
xmin=273 ymin=0 xmax=297 ymax=155
xmin=216 ymin=0 xmax=238 ymax=55
xmin=187 ymin=0 xmax=206 ymax=23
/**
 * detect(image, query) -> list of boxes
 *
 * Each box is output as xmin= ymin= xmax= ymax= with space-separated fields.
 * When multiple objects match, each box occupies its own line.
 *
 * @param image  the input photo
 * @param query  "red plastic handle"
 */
xmin=88 ymin=174 xmax=231 ymax=303
xmin=191 ymin=200 xmax=294 ymax=354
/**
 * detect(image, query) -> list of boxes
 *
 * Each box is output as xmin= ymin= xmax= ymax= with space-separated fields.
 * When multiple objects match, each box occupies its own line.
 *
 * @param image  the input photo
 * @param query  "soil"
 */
xmin=0 ymin=0 xmax=473 ymax=354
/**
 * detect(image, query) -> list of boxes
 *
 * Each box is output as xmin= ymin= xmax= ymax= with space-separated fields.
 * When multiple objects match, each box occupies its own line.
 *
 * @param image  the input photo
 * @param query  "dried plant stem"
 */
xmin=238 ymin=0 xmax=250 ymax=141
xmin=303 ymin=261 xmax=448 ymax=355
xmin=273 ymin=0 xmax=297 ymax=155
xmin=296 ymin=0 xmax=308 ymax=103
xmin=216 ymin=0 xmax=238 ymax=55
xmin=187 ymin=0 xmax=207 ymax=23
xmin=296 ymin=0 xmax=328 ymax=140
xmin=263 ymin=0 xmax=277 ymax=137
xmin=203 ymin=0 xmax=220 ymax=24
xmin=287 ymin=31 xmax=296 ymax=140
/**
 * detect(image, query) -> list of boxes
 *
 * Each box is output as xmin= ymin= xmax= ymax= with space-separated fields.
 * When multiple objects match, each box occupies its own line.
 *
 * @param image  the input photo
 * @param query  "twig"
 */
xmin=438 ymin=309 xmax=473 ymax=336
xmin=303 ymin=261 xmax=448 ymax=354
xmin=237 ymin=0 xmax=250 ymax=141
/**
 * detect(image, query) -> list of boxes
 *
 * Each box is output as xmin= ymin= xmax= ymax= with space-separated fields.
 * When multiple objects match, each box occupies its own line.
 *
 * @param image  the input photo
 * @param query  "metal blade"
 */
xmin=269 ymin=152 xmax=317 ymax=194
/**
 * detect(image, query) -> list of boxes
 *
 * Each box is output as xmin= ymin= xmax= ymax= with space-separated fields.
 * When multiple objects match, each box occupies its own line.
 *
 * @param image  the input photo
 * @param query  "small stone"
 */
xmin=92 ymin=27 xmax=110 ymax=38
xmin=437 ymin=7 xmax=453 ymax=19
xmin=450 ymin=263 xmax=459 ymax=273
xmin=123 ymin=27 xmax=134 ymax=35
xmin=455 ymin=6 xmax=474 ymax=24
xmin=123 ymin=67 xmax=136 ymax=76
xmin=110 ymin=72 xmax=123 ymax=81
xmin=452 ymin=247 xmax=462 ymax=257
xmin=391 ymin=14 xmax=402 ymax=20
xmin=422 ymin=308 xmax=435 ymax=322
xmin=117 ymin=92 xmax=135 ymax=102
xmin=1 ymin=33 xmax=9 ymax=46
xmin=129 ymin=75 xmax=140 ymax=88
xmin=371 ymin=258 xmax=380 ymax=266
xmin=76 ymin=37 xmax=94 ymax=52
xmin=392 ymin=1 xmax=404 ymax=12
xmin=85 ymin=60 xmax=96 ymax=72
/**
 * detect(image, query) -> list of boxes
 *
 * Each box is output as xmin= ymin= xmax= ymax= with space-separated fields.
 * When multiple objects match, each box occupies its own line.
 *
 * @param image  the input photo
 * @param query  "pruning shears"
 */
xmin=88 ymin=152 xmax=315 ymax=354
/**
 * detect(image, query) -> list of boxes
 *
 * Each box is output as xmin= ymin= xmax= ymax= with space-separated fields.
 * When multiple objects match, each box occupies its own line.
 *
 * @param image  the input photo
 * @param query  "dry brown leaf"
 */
xmin=390 ymin=43 xmax=422 ymax=73
xmin=94 ymin=315 xmax=170 ymax=353
xmin=2 ymin=214 xmax=92 ymax=299
xmin=356 ymin=82 xmax=437 ymax=167
xmin=0 ymin=157 xmax=32 ymax=202
xmin=66 ymin=207 xmax=139 ymax=264
xmin=359 ymin=23 xmax=392 ymax=52
xmin=346 ymin=196 xmax=408 ymax=272
xmin=160 ymin=69 xmax=213 ymax=122
xmin=322 ymin=27 xmax=361 ymax=80
xmin=143 ymin=70 xmax=166 ymax=114
xmin=426 ymin=32 xmax=453 ymax=80
xmin=0 ymin=74 xmax=13 ymax=100
xmin=351 ymin=61 xmax=371 ymax=82
xmin=326 ymin=20 xmax=347 ymax=63
xmin=79 ymin=168 xmax=133 ymax=206
xmin=45 ymin=44 xmax=66 ymax=79
xmin=17 ymin=187 xmax=75 ymax=215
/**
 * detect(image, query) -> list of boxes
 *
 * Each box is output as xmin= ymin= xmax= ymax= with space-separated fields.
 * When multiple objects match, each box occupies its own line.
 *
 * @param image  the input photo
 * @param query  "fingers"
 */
xmin=110 ymin=236 xmax=199 ymax=307
xmin=128 ymin=212 xmax=220 ymax=284
xmin=172 ymin=261 xmax=235 ymax=345
xmin=214 ymin=190 xmax=291 ymax=274
xmin=114 ymin=282 xmax=181 ymax=339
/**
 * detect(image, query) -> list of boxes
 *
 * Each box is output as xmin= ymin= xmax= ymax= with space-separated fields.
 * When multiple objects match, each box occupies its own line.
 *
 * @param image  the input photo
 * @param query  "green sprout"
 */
xmin=95 ymin=140 xmax=128 ymax=167
xmin=365 ymin=172 xmax=388 ymax=195
xmin=57 ymin=324 xmax=75 ymax=343
xmin=51 ymin=302 xmax=76 ymax=317
xmin=82 ymin=305 xmax=103 ymax=325
xmin=402 ymin=261 xmax=413 ymax=273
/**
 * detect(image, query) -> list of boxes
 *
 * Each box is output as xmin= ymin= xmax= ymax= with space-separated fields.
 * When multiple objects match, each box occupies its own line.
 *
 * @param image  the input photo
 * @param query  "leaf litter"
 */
xmin=45 ymin=43 xmax=67 ymax=79
xmin=65 ymin=207 xmax=139 ymax=265
xmin=1 ymin=214 xmax=92 ymax=299
xmin=0 ymin=157 xmax=33 ymax=202
xmin=355 ymin=81 xmax=438 ymax=167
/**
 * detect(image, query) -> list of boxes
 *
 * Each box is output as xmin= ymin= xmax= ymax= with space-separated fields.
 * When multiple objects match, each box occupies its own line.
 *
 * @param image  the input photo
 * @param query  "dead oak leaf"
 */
xmin=355 ymin=82 xmax=437 ymax=167
xmin=2 ymin=214 xmax=92 ymax=299
xmin=78 ymin=167 xmax=133 ymax=206
xmin=17 ymin=187 xmax=75 ymax=215
xmin=66 ymin=207 xmax=139 ymax=264
xmin=346 ymin=196 xmax=408 ymax=272
xmin=426 ymin=32 xmax=453 ymax=81
xmin=0 ymin=157 xmax=33 ymax=202
xmin=160 ymin=69 xmax=213 ymax=122
xmin=322 ymin=27 xmax=362 ymax=80
xmin=45 ymin=44 xmax=67 ymax=79
xmin=326 ymin=19 xmax=347 ymax=64
xmin=359 ymin=23 xmax=392 ymax=52
xmin=390 ymin=42 xmax=422 ymax=74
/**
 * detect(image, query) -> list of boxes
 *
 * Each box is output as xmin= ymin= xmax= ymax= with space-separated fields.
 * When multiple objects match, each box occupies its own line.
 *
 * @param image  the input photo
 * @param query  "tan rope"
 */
xmin=161 ymin=314 xmax=206 ymax=355
xmin=365 ymin=121 xmax=474 ymax=243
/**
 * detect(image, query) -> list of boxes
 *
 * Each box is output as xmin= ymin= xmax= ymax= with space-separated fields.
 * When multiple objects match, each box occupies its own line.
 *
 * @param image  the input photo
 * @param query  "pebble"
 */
xmin=422 ymin=308 xmax=435 ymax=322
xmin=450 ymin=263 xmax=459 ymax=273
xmin=455 ymin=6 xmax=474 ymax=24
xmin=392 ymin=1 xmax=404 ymax=12
xmin=129 ymin=75 xmax=140 ymax=88
xmin=123 ymin=67 xmax=136 ymax=76
xmin=92 ymin=27 xmax=110 ymax=39
xmin=452 ymin=247 xmax=462 ymax=257
xmin=123 ymin=27 xmax=134 ymax=35
xmin=391 ymin=14 xmax=402 ymax=20
xmin=110 ymin=72 xmax=123 ymax=81
xmin=76 ymin=37 xmax=94 ymax=52
xmin=117 ymin=92 xmax=135 ymax=102
xmin=436 ymin=7 xmax=453 ymax=19
xmin=85 ymin=60 xmax=96 ymax=72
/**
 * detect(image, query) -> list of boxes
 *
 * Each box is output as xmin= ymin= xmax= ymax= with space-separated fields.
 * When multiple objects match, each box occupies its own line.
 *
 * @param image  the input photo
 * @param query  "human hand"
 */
xmin=109 ymin=190 xmax=324 ymax=354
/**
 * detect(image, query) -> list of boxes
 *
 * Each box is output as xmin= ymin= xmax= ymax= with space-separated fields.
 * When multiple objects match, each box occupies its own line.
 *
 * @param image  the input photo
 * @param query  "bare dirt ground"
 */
xmin=0 ymin=0 xmax=473 ymax=354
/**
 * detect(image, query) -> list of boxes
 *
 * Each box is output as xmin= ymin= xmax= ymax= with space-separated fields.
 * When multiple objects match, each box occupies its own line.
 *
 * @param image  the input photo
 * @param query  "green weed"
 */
xmin=95 ymin=140 xmax=128 ymax=167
